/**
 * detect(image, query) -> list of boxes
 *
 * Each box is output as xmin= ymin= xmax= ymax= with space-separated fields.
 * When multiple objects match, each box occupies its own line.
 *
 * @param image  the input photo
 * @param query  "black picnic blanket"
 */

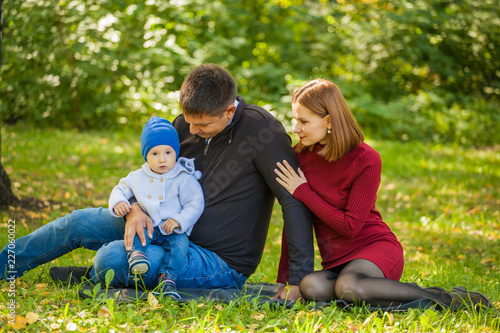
xmin=78 ymin=283 xmax=447 ymax=312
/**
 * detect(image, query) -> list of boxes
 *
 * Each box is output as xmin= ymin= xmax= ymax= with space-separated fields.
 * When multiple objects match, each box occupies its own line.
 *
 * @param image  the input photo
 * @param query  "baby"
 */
xmin=109 ymin=116 xmax=204 ymax=298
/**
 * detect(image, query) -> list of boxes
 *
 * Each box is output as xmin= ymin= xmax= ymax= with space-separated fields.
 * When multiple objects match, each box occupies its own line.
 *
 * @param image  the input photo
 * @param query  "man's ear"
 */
xmin=225 ymin=104 xmax=236 ymax=119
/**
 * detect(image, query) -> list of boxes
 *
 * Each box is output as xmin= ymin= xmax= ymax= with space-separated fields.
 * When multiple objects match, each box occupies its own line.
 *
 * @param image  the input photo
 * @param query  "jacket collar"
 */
xmin=214 ymin=95 xmax=245 ymax=144
xmin=141 ymin=157 xmax=201 ymax=179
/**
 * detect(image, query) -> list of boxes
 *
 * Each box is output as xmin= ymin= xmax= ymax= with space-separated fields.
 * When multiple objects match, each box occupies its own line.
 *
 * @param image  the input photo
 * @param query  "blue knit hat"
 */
xmin=141 ymin=116 xmax=180 ymax=161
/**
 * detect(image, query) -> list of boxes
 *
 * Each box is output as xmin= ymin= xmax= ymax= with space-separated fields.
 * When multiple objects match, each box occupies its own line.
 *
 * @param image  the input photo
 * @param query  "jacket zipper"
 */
xmin=204 ymin=139 xmax=210 ymax=161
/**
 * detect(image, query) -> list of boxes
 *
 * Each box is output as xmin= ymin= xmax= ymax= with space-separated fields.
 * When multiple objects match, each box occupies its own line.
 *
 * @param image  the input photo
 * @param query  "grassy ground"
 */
xmin=1 ymin=124 xmax=499 ymax=332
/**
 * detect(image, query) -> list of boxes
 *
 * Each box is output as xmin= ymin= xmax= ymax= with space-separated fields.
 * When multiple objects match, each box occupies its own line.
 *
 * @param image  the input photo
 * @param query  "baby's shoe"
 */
xmin=128 ymin=250 xmax=150 ymax=275
xmin=153 ymin=274 xmax=181 ymax=299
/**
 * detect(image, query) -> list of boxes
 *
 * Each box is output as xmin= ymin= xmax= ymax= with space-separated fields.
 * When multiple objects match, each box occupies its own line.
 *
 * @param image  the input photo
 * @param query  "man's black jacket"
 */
xmin=173 ymin=96 xmax=314 ymax=285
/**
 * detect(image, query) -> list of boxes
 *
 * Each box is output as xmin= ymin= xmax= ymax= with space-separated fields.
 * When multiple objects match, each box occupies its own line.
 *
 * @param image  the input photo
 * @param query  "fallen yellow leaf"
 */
xmin=97 ymin=306 xmax=111 ymax=318
xmin=36 ymin=283 xmax=48 ymax=291
xmin=11 ymin=315 xmax=29 ymax=329
xmin=148 ymin=293 xmax=159 ymax=308
xmin=348 ymin=322 xmax=358 ymax=332
xmin=362 ymin=313 xmax=375 ymax=327
xmin=251 ymin=313 xmax=265 ymax=321
xmin=26 ymin=312 xmax=39 ymax=324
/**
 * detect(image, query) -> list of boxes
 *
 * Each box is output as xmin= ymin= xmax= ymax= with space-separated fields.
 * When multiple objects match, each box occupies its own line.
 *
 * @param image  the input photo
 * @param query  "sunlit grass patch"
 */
xmin=1 ymin=125 xmax=499 ymax=332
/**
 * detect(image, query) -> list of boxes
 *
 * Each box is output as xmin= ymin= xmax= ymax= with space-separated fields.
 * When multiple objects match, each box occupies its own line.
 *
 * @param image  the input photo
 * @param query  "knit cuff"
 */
xmin=292 ymin=182 xmax=312 ymax=202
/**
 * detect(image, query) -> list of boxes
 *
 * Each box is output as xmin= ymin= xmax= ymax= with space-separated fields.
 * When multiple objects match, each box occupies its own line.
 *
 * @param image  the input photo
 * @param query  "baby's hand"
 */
xmin=163 ymin=218 xmax=180 ymax=234
xmin=113 ymin=202 xmax=131 ymax=216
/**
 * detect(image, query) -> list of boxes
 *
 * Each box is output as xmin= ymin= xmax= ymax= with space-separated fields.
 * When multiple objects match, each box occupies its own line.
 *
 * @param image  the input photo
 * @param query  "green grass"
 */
xmin=1 ymin=124 xmax=499 ymax=332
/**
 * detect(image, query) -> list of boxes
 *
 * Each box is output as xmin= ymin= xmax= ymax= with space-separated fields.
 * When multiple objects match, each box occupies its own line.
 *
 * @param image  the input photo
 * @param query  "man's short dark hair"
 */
xmin=179 ymin=64 xmax=237 ymax=117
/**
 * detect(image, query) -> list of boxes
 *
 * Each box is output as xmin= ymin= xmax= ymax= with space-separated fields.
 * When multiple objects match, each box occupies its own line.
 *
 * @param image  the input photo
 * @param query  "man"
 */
xmin=0 ymin=64 xmax=313 ymax=295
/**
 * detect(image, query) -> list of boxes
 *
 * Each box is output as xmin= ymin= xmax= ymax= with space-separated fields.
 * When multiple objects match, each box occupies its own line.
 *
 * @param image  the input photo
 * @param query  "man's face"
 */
xmin=183 ymin=105 xmax=235 ymax=139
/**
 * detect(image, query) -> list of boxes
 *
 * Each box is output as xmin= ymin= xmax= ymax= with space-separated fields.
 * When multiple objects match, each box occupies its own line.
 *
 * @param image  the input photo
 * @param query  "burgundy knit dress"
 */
xmin=278 ymin=142 xmax=404 ymax=283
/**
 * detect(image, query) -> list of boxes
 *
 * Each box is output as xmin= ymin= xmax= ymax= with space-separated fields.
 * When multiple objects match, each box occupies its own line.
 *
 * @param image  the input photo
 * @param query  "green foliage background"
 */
xmin=1 ymin=0 xmax=499 ymax=145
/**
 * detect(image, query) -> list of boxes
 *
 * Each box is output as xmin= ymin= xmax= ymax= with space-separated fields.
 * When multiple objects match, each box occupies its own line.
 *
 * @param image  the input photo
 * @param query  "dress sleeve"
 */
xmin=293 ymin=151 xmax=382 ymax=238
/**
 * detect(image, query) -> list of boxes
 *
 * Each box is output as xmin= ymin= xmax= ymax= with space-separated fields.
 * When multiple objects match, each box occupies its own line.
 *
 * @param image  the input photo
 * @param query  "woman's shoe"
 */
xmin=425 ymin=286 xmax=448 ymax=294
xmin=447 ymin=286 xmax=493 ymax=310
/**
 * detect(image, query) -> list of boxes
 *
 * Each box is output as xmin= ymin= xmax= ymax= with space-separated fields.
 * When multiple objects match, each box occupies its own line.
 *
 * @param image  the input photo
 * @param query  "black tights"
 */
xmin=299 ymin=259 xmax=451 ymax=307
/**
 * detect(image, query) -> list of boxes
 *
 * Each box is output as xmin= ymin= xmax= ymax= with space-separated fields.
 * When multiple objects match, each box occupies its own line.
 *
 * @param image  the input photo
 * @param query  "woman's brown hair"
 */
xmin=292 ymin=79 xmax=364 ymax=162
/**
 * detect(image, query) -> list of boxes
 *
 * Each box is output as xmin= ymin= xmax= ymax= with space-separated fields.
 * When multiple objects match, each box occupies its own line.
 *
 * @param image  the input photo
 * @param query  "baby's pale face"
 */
xmin=146 ymin=145 xmax=176 ymax=174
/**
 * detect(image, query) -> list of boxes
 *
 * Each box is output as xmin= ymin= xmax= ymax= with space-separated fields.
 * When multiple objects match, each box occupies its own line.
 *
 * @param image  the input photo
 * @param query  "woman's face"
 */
xmin=292 ymin=102 xmax=330 ymax=146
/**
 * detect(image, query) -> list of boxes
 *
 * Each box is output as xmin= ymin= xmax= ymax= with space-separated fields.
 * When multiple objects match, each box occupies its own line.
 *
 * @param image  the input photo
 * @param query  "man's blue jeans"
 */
xmin=0 ymin=208 xmax=247 ymax=289
xmin=131 ymin=227 xmax=189 ymax=281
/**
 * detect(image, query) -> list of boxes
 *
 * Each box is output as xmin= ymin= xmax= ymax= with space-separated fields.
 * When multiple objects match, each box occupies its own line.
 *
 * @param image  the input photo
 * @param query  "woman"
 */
xmin=273 ymin=79 xmax=491 ymax=310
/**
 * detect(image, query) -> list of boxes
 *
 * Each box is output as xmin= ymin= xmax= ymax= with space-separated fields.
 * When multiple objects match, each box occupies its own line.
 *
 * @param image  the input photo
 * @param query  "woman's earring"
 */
xmin=327 ymin=129 xmax=331 ymax=134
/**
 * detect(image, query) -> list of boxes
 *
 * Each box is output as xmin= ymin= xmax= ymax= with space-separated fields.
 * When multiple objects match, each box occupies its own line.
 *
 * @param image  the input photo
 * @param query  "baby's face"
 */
xmin=146 ymin=145 xmax=176 ymax=174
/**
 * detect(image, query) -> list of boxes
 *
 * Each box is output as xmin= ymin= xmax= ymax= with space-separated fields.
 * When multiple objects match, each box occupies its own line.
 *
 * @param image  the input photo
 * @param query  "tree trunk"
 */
xmin=0 ymin=163 xmax=16 ymax=207
xmin=0 ymin=0 xmax=17 ymax=207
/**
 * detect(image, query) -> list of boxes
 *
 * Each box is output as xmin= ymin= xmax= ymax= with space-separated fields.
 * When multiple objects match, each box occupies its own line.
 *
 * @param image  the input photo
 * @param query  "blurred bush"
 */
xmin=1 ymin=0 xmax=498 ymax=145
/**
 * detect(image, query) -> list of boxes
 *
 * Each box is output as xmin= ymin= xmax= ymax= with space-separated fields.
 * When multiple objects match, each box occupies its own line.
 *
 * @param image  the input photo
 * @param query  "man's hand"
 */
xmin=113 ymin=202 xmax=131 ymax=216
xmin=271 ymin=283 xmax=302 ymax=301
xmin=124 ymin=203 xmax=153 ymax=251
xmin=163 ymin=218 xmax=180 ymax=235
